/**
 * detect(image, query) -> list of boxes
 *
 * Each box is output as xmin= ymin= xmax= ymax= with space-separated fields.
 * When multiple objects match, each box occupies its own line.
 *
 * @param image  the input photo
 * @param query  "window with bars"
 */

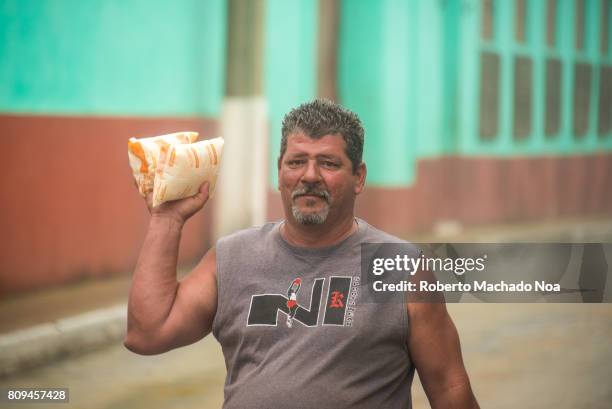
xmin=575 ymin=0 xmax=586 ymax=51
xmin=513 ymin=56 xmax=532 ymax=140
xmin=573 ymin=63 xmax=592 ymax=138
xmin=482 ymin=0 xmax=495 ymax=41
xmin=598 ymin=65 xmax=612 ymax=137
xmin=545 ymin=59 xmax=562 ymax=138
xmin=476 ymin=0 xmax=611 ymax=147
xmin=479 ymin=52 xmax=500 ymax=140
xmin=602 ymin=0 xmax=610 ymax=55
xmin=515 ymin=0 xmax=527 ymax=44
xmin=546 ymin=0 xmax=557 ymax=48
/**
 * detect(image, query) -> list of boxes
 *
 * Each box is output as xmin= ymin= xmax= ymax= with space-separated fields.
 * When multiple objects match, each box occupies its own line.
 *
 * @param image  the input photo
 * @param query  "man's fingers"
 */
xmin=196 ymin=182 xmax=210 ymax=200
xmin=144 ymin=192 xmax=154 ymax=211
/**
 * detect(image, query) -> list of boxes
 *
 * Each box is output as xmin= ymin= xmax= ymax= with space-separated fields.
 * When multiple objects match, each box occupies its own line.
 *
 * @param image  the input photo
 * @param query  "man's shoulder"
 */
xmin=357 ymin=218 xmax=420 ymax=255
xmin=217 ymin=220 xmax=281 ymax=247
xmin=358 ymin=218 xmax=410 ymax=244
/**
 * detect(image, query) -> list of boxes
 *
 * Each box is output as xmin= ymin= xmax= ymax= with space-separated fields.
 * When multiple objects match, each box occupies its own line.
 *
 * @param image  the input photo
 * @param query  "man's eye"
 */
xmin=322 ymin=161 xmax=339 ymax=168
xmin=287 ymin=160 xmax=304 ymax=166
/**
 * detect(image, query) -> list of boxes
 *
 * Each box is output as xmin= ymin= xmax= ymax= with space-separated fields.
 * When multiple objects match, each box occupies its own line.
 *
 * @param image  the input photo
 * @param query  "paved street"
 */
xmin=2 ymin=304 xmax=611 ymax=409
xmin=0 ymin=335 xmax=225 ymax=409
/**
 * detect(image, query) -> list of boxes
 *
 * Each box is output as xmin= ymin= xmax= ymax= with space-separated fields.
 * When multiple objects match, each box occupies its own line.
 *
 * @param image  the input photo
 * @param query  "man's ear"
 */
xmin=354 ymin=162 xmax=367 ymax=195
xmin=277 ymin=156 xmax=282 ymax=191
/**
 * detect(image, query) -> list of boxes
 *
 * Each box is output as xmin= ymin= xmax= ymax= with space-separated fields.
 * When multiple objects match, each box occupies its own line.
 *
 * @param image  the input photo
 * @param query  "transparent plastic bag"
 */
xmin=152 ymin=137 xmax=224 ymax=207
xmin=127 ymin=131 xmax=198 ymax=196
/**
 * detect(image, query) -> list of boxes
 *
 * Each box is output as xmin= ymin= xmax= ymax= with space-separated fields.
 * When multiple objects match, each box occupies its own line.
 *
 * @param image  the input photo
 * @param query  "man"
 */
xmin=125 ymin=99 xmax=479 ymax=408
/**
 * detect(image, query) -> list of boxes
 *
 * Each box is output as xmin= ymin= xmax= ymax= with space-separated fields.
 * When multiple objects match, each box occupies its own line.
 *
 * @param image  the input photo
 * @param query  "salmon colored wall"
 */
xmin=0 ymin=115 xmax=218 ymax=295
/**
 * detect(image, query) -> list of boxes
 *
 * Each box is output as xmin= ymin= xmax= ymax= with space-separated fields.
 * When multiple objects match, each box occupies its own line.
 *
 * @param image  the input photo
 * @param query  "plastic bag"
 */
xmin=127 ymin=131 xmax=198 ymax=196
xmin=152 ymin=137 xmax=224 ymax=207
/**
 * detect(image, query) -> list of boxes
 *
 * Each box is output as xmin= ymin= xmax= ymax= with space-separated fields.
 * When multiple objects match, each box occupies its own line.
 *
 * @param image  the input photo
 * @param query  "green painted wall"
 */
xmin=0 ymin=0 xmax=226 ymax=117
xmin=339 ymin=0 xmax=612 ymax=187
xmin=5 ymin=0 xmax=610 ymax=187
xmin=265 ymin=0 xmax=317 ymax=187
xmin=338 ymin=0 xmax=452 ymax=186
xmin=463 ymin=0 xmax=612 ymax=155
xmin=339 ymin=0 xmax=417 ymax=186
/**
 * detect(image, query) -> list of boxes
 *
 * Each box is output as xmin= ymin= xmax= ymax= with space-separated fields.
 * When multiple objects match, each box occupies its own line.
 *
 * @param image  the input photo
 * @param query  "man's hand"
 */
xmin=146 ymin=182 xmax=210 ymax=225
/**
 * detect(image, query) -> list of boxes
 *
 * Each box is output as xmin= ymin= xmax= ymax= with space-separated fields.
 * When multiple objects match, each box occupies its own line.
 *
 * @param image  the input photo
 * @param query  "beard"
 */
xmin=291 ymin=185 xmax=331 ymax=225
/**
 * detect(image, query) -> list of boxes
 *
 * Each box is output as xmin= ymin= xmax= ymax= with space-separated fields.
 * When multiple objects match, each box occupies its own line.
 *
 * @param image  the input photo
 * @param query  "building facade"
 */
xmin=1 ymin=0 xmax=610 ymax=293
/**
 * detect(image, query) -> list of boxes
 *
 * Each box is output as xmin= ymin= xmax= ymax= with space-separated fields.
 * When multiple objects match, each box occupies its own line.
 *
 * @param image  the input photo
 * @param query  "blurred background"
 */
xmin=0 ymin=0 xmax=611 ymax=408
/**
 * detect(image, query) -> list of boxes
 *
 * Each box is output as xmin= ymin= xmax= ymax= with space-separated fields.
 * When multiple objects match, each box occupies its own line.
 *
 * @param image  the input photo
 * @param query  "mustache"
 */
xmin=291 ymin=185 xmax=330 ymax=202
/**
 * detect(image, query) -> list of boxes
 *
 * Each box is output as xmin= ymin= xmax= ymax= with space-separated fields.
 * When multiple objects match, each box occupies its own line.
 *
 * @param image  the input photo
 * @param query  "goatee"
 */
xmin=291 ymin=185 xmax=331 ymax=225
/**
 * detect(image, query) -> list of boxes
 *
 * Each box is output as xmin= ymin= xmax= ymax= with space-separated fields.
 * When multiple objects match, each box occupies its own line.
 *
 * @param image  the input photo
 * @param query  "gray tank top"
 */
xmin=212 ymin=219 xmax=415 ymax=409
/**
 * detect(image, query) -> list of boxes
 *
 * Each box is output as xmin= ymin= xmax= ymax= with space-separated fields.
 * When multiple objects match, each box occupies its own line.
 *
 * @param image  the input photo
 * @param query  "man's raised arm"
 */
xmin=124 ymin=182 xmax=218 ymax=355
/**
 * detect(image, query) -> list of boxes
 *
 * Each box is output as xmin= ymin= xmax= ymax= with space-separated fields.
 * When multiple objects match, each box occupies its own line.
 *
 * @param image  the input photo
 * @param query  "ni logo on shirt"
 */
xmin=247 ymin=276 xmax=360 ymax=328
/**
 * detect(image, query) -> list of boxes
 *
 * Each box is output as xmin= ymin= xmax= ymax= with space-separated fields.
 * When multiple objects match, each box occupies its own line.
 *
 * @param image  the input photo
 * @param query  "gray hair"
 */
xmin=280 ymin=99 xmax=364 ymax=173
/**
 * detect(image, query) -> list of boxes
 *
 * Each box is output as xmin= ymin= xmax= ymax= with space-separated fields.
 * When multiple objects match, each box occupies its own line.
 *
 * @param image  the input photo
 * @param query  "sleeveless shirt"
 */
xmin=212 ymin=219 xmax=416 ymax=409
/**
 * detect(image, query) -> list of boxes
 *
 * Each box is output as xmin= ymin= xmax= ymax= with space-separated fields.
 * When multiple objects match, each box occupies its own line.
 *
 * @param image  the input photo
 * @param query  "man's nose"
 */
xmin=301 ymin=159 xmax=322 ymax=183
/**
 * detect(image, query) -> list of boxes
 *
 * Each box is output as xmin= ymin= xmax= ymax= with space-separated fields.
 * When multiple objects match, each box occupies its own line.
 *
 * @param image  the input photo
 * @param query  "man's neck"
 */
xmin=280 ymin=215 xmax=358 ymax=248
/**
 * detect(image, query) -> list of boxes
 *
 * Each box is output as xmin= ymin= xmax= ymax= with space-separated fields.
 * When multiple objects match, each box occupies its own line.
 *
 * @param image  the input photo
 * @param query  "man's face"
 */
xmin=278 ymin=132 xmax=365 ymax=226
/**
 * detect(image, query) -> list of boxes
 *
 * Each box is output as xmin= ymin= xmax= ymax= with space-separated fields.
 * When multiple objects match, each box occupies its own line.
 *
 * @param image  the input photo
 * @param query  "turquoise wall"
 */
xmin=339 ymin=0 xmax=449 ymax=186
xmin=265 ymin=0 xmax=317 ymax=187
xmin=339 ymin=0 xmax=415 ymax=186
xmin=0 ymin=0 xmax=226 ymax=117
xmin=339 ymin=0 xmax=612 ymax=187
xmin=3 ymin=0 xmax=610 ymax=187
xmin=464 ymin=0 xmax=612 ymax=155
